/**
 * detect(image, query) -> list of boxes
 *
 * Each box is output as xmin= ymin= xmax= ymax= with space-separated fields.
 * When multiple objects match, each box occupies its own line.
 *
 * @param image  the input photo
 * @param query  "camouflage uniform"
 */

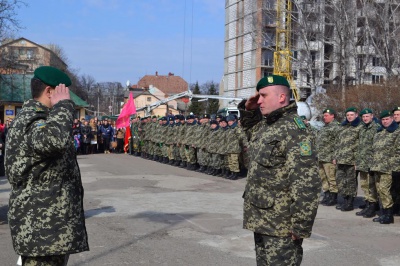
xmin=183 ymin=120 xmax=197 ymax=167
xmin=5 ymin=99 xmax=89 ymax=257
xmin=356 ymin=121 xmax=380 ymax=205
xmin=316 ymin=119 xmax=339 ymax=205
xmin=240 ymin=102 xmax=320 ymax=265
xmin=334 ymin=117 xmax=362 ymax=210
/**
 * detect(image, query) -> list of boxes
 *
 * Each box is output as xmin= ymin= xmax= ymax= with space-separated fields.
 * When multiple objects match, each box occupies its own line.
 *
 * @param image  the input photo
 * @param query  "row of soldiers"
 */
xmin=316 ymin=106 xmax=400 ymax=225
xmin=128 ymin=113 xmax=248 ymax=180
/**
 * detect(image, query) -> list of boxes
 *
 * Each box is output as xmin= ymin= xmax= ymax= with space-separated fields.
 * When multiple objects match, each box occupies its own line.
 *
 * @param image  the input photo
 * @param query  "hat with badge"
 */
xmin=216 ymin=114 xmax=223 ymax=119
xmin=345 ymin=107 xmax=358 ymax=114
xmin=152 ymin=115 xmax=157 ymax=119
xmin=226 ymin=114 xmax=237 ymax=122
xmin=392 ymin=107 xmax=400 ymax=113
xmin=360 ymin=108 xmax=373 ymax=115
xmin=174 ymin=115 xmax=181 ymax=120
xmin=219 ymin=117 xmax=227 ymax=123
xmin=256 ymin=75 xmax=290 ymax=91
xmin=202 ymin=114 xmax=210 ymax=119
xmin=380 ymin=110 xmax=392 ymax=119
xmin=187 ymin=115 xmax=195 ymax=120
xmin=34 ymin=66 xmax=72 ymax=87
xmin=210 ymin=120 xmax=218 ymax=125
xmin=322 ymin=108 xmax=336 ymax=115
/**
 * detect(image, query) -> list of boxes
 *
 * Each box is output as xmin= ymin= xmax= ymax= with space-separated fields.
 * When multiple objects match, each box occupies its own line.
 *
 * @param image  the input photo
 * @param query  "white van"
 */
xmin=216 ymin=107 xmax=240 ymax=118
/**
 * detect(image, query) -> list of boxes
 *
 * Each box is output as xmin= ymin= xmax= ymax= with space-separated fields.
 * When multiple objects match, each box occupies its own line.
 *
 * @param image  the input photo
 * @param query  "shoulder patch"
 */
xmin=299 ymin=141 xmax=312 ymax=156
xmin=36 ymin=122 xmax=46 ymax=129
xmin=35 ymin=107 xmax=45 ymax=113
xmin=294 ymin=117 xmax=306 ymax=130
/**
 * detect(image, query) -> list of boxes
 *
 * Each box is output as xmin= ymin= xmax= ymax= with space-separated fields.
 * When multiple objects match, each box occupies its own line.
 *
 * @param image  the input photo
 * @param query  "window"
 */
xmin=147 ymin=97 xmax=152 ymax=102
xmin=357 ymin=56 xmax=364 ymax=70
xmin=372 ymin=57 xmax=381 ymax=67
xmin=293 ymin=70 xmax=298 ymax=80
xmin=264 ymin=50 xmax=274 ymax=66
xmin=27 ymin=49 xmax=34 ymax=59
xmin=372 ymin=75 xmax=383 ymax=84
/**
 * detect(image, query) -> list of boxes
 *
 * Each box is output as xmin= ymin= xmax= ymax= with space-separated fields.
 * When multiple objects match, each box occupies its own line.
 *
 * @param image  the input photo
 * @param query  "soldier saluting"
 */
xmin=5 ymin=66 xmax=89 ymax=265
xmin=239 ymin=75 xmax=320 ymax=265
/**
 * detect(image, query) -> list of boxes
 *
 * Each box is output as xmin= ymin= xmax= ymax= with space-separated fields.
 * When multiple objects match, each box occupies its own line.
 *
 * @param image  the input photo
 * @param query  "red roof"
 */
xmin=137 ymin=72 xmax=188 ymax=96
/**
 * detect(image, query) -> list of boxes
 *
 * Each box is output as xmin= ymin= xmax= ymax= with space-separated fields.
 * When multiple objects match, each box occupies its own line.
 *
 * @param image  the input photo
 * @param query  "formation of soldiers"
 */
xmin=128 ymin=113 xmax=248 ymax=180
xmin=316 ymin=106 xmax=400 ymax=225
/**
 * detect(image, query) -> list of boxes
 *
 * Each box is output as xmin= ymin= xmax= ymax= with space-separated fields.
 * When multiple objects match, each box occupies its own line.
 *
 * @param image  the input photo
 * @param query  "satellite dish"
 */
xmin=126 ymin=80 xmax=130 ymax=87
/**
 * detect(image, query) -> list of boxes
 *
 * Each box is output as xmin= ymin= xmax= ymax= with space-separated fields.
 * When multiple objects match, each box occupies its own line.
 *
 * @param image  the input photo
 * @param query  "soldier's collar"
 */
xmin=265 ymin=101 xmax=297 ymax=124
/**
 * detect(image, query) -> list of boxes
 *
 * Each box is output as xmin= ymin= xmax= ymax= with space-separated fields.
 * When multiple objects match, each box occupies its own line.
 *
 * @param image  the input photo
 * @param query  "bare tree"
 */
xmin=0 ymin=0 xmax=26 ymax=41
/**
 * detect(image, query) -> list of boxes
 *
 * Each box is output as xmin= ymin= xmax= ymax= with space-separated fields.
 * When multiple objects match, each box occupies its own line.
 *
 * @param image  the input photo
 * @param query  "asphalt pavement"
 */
xmin=1 ymin=153 xmax=399 ymax=266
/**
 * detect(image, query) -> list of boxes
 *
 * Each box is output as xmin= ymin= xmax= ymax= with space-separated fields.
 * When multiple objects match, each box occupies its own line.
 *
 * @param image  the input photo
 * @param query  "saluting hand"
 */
xmin=51 ymin=84 xmax=70 ymax=106
xmin=245 ymin=92 xmax=260 ymax=110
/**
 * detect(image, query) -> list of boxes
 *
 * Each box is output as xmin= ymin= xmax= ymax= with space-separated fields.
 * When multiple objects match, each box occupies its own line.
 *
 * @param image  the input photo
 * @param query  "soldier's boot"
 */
xmin=320 ymin=191 xmax=330 ymax=205
xmin=363 ymin=202 xmax=378 ymax=218
xmin=180 ymin=161 xmax=187 ymax=168
xmin=356 ymin=201 xmax=370 ymax=216
xmin=336 ymin=196 xmax=347 ymax=210
xmin=229 ymin=172 xmax=239 ymax=180
xmin=218 ymin=168 xmax=225 ymax=177
xmin=213 ymin=169 xmax=221 ymax=176
xmin=206 ymin=166 xmax=213 ymax=175
xmin=358 ymin=200 xmax=368 ymax=209
xmin=224 ymin=170 xmax=231 ymax=179
xmin=169 ymin=159 xmax=175 ymax=165
xmin=148 ymin=155 xmax=153 ymax=160
xmin=321 ymin=191 xmax=331 ymax=206
xmin=380 ymin=207 xmax=394 ymax=224
xmin=341 ymin=196 xmax=354 ymax=212
xmin=325 ymin=192 xmax=338 ymax=206
xmin=174 ymin=160 xmax=181 ymax=166
xmin=153 ymin=155 xmax=158 ymax=161
xmin=192 ymin=164 xmax=199 ymax=171
xmin=196 ymin=165 xmax=203 ymax=172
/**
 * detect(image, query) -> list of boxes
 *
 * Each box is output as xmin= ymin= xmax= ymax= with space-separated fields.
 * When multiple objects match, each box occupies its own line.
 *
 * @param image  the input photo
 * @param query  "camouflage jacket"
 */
xmin=216 ymin=127 xmax=229 ymax=155
xmin=205 ymin=126 xmax=220 ymax=153
xmin=315 ymin=120 xmax=339 ymax=163
xmin=356 ymin=121 xmax=380 ymax=172
xmin=239 ymin=101 xmax=320 ymax=238
xmin=371 ymin=121 xmax=400 ymax=174
xmin=225 ymin=123 xmax=247 ymax=154
xmin=334 ymin=117 xmax=363 ymax=165
xmin=5 ymin=99 xmax=89 ymax=256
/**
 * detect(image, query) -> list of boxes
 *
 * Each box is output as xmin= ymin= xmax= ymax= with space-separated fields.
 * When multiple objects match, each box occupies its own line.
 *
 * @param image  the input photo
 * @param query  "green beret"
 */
xmin=256 ymin=75 xmax=290 ymax=91
xmin=392 ymin=107 xmax=400 ymax=113
xmin=380 ymin=110 xmax=392 ymax=119
xmin=33 ymin=66 xmax=71 ymax=87
xmin=323 ymin=108 xmax=336 ymax=115
xmin=152 ymin=115 xmax=157 ymax=119
xmin=345 ymin=107 xmax=358 ymax=114
xmin=360 ymin=108 xmax=373 ymax=115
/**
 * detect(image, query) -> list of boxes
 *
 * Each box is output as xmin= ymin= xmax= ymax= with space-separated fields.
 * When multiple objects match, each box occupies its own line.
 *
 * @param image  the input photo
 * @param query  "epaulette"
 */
xmin=294 ymin=117 xmax=306 ymax=130
xmin=34 ymin=107 xmax=45 ymax=113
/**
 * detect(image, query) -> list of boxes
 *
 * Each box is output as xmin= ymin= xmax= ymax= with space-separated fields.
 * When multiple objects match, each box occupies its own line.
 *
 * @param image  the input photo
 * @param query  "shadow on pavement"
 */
xmin=85 ymin=206 xmax=116 ymax=218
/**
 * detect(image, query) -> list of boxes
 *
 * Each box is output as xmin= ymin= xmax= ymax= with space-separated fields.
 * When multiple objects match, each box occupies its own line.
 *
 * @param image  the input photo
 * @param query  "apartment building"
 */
xmin=223 ymin=0 xmax=395 ymax=104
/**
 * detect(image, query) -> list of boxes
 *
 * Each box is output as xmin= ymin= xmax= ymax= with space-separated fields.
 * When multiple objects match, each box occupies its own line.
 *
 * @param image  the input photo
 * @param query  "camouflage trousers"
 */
xmin=359 ymin=171 xmax=377 ymax=203
xmin=336 ymin=164 xmax=357 ymax=197
xmin=161 ymin=144 xmax=168 ymax=157
xmin=319 ymin=162 xmax=338 ymax=193
xmin=228 ymin=153 xmax=240 ymax=173
xmin=22 ymin=254 xmax=69 ymax=266
xmin=167 ymin=144 xmax=175 ymax=160
xmin=254 ymin=233 xmax=303 ymax=266
xmin=173 ymin=145 xmax=181 ymax=161
xmin=185 ymin=146 xmax=197 ymax=164
xmin=147 ymin=140 xmax=154 ymax=155
xmin=197 ymin=149 xmax=209 ymax=166
xmin=154 ymin=143 xmax=162 ymax=157
xmin=179 ymin=145 xmax=187 ymax=162
xmin=374 ymin=172 xmax=393 ymax=209
xmin=210 ymin=153 xmax=223 ymax=169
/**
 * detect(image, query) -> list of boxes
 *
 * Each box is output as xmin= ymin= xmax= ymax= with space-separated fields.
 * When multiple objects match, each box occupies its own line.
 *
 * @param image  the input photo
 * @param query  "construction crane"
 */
xmin=273 ymin=0 xmax=300 ymax=102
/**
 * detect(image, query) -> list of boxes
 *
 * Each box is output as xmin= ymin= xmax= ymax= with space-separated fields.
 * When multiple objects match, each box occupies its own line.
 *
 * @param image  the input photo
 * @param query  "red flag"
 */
xmin=124 ymin=126 xmax=132 ymax=153
xmin=116 ymin=92 xmax=136 ymax=129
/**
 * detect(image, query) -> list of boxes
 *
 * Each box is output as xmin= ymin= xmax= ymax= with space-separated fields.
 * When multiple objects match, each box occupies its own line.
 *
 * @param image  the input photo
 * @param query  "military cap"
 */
xmin=216 ymin=114 xmax=223 ymax=119
xmin=219 ymin=117 xmax=227 ymax=123
xmin=174 ymin=115 xmax=181 ymax=120
xmin=226 ymin=114 xmax=237 ymax=122
xmin=34 ymin=66 xmax=72 ymax=87
xmin=180 ymin=115 xmax=185 ymax=120
xmin=187 ymin=115 xmax=195 ymax=120
xmin=202 ymin=114 xmax=210 ymax=119
xmin=140 ymin=118 xmax=146 ymax=121
xmin=392 ymin=107 xmax=400 ymax=113
xmin=152 ymin=115 xmax=157 ymax=119
xmin=345 ymin=107 xmax=358 ymax=114
xmin=210 ymin=120 xmax=218 ymax=125
xmin=323 ymin=108 xmax=336 ymax=115
xmin=380 ymin=110 xmax=392 ymax=119
xmin=360 ymin=108 xmax=373 ymax=115
xmin=256 ymin=75 xmax=290 ymax=91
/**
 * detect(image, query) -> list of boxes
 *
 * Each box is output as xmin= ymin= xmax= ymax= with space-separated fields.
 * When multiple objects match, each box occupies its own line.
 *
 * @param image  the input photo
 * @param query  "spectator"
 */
xmin=81 ymin=120 xmax=92 ymax=155
xmin=116 ymin=127 xmax=126 ymax=153
xmin=99 ymin=120 xmax=113 ymax=154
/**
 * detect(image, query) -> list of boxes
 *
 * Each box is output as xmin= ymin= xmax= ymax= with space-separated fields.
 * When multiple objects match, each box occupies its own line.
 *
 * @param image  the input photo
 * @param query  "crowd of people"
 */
xmin=127 ymin=113 xmax=248 ymax=180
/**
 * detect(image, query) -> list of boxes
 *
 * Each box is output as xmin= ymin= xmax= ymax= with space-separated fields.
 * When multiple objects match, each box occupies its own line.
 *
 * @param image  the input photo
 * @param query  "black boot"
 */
xmin=158 ymin=156 xmax=164 ymax=162
xmin=341 ymin=196 xmax=354 ymax=211
xmin=174 ymin=160 xmax=181 ymax=166
xmin=218 ymin=168 xmax=225 ymax=177
xmin=181 ymin=161 xmax=187 ymax=168
xmin=213 ymin=169 xmax=221 ymax=176
xmin=224 ymin=170 xmax=231 ymax=179
xmin=320 ymin=191 xmax=330 ymax=205
xmin=336 ymin=196 xmax=346 ymax=210
xmin=169 ymin=159 xmax=175 ymax=165
xmin=153 ymin=155 xmax=159 ymax=161
xmin=359 ymin=200 xmax=368 ymax=209
xmin=393 ymin=203 xmax=400 ymax=216
xmin=325 ymin=192 xmax=338 ymax=206
xmin=207 ymin=166 xmax=214 ymax=175
xmin=230 ymin=172 xmax=239 ymax=180
xmin=363 ymin=202 xmax=378 ymax=218
xmin=356 ymin=201 xmax=370 ymax=216
xmin=380 ymin=207 xmax=394 ymax=224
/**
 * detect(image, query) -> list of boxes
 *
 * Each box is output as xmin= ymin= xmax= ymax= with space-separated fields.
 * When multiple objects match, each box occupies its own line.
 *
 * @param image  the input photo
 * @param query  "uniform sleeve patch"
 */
xmin=294 ymin=117 xmax=306 ymax=130
xmin=36 ymin=122 xmax=46 ymax=128
xmin=299 ymin=141 xmax=312 ymax=156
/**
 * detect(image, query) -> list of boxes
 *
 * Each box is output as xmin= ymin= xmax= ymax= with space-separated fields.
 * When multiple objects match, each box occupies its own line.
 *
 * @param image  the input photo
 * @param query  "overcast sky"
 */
xmin=15 ymin=0 xmax=225 ymax=86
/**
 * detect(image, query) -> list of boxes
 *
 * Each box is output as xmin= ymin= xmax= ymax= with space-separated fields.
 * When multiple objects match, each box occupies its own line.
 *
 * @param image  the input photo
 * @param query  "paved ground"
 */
xmin=1 ymin=153 xmax=400 ymax=266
